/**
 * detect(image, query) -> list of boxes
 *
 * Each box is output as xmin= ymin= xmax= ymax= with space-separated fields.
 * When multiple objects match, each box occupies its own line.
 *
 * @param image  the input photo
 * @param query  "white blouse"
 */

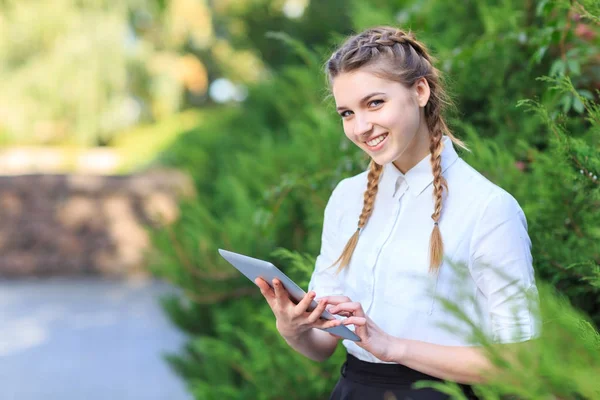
xmin=308 ymin=135 xmax=541 ymax=363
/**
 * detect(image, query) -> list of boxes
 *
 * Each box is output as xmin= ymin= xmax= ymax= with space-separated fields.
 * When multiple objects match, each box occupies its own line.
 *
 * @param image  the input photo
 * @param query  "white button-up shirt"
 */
xmin=308 ymin=136 xmax=541 ymax=363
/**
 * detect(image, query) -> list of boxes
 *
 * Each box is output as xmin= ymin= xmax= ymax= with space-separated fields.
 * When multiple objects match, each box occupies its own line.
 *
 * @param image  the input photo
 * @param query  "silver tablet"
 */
xmin=218 ymin=249 xmax=360 ymax=342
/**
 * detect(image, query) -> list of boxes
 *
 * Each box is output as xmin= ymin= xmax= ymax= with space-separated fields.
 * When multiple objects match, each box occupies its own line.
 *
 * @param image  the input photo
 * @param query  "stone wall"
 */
xmin=0 ymin=169 xmax=195 ymax=278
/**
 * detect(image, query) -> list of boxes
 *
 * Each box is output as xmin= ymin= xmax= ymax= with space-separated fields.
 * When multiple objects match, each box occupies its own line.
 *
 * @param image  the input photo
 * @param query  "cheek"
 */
xmin=342 ymin=121 xmax=355 ymax=141
xmin=376 ymin=106 xmax=399 ymax=126
xmin=384 ymin=108 xmax=417 ymax=132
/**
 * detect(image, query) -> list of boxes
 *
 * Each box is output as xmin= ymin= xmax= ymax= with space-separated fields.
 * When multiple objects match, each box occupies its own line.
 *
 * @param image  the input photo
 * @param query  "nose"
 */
xmin=353 ymin=113 xmax=373 ymax=139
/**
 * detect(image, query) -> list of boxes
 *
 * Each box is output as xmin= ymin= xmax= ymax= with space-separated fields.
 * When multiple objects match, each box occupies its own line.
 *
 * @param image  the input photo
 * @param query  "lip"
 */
xmin=364 ymin=132 xmax=389 ymax=152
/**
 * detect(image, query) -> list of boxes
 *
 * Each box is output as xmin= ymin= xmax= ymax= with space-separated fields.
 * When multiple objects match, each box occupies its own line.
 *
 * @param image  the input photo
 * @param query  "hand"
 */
xmin=324 ymin=296 xmax=395 ymax=362
xmin=254 ymin=277 xmax=340 ymax=340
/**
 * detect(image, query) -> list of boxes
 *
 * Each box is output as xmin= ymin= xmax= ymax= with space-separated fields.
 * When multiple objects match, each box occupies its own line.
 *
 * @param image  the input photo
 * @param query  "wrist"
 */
xmin=384 ymin=335 xmax=409 ymax=363
xmin=280 ymin=325 xmax=310 ymax=343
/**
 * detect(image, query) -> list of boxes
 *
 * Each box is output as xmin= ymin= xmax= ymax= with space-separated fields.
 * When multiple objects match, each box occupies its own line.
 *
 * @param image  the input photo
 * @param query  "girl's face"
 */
xmin=332 ymin=69 xmax=431 ymax=172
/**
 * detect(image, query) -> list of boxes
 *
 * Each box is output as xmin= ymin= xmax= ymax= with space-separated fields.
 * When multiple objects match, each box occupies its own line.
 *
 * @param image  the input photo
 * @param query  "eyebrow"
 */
xmin=336 ymin=92 xmax=386 ymax=112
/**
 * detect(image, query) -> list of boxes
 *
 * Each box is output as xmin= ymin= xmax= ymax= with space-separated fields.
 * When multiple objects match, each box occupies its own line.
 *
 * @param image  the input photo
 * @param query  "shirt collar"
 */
xmin=380 ymin=135 xmax=460 ymax=198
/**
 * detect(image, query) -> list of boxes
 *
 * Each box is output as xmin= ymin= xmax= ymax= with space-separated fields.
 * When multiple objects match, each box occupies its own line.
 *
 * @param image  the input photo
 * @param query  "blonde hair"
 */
xmin=326 ymin=26 xmax=468 ymax=275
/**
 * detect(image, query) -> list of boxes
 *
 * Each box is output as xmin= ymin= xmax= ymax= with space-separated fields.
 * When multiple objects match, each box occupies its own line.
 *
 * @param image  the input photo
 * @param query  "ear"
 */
xmin=414 ymin=77 xmax=431 ymax=108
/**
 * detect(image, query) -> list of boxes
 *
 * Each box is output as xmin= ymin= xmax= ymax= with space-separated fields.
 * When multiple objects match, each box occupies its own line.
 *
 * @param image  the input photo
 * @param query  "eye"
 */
xmin=368 ymin=99 xmax=384 ymax=108
xmin=339 ymin=110 xmax=353 ymax=118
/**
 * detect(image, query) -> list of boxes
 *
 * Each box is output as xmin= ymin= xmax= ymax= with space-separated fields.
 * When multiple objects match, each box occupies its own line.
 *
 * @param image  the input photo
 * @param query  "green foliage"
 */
xmin=415 ymin=275 xmax=600 ymax=399
xmin=112 ymin=109 xmax=203 ymax=172
xmin=161 ymin=295 xmax=344 ymax=400
xmin=2 ymin=0 xmax=349 ymax=146
xmin=510 ymin=74 xmax=600 ymax=322
xmin=0 ymin=0 xmax=208 ymax=145
xmin=149 ymin=0 xmax=600 ymax=398
xmin=1 ymin=0 xmax=133 ymax=145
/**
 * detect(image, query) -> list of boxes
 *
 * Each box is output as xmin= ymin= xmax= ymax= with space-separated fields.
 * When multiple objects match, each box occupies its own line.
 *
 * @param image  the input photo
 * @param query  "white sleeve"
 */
xmin=468 ymin=192 xmax=541 ymax=344
xmin=307 ymin=180 xmax=346 ymax=298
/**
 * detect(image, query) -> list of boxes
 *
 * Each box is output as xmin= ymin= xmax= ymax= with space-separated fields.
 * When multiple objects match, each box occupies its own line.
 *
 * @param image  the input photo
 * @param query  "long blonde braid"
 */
xmin=332 ymin=160 xmax=383 ymax=273
xmin=428 ymin=130 xmax=447 ymax=273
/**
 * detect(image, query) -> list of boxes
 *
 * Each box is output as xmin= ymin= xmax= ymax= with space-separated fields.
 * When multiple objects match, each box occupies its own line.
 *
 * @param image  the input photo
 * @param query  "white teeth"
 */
xmin=367 ymin=134 xmax=388 ymax=147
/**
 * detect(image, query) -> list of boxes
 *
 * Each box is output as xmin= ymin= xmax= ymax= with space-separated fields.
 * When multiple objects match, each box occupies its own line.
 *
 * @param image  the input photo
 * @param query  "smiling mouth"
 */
xmin=365 ymin=133 xmax=389 ymax=147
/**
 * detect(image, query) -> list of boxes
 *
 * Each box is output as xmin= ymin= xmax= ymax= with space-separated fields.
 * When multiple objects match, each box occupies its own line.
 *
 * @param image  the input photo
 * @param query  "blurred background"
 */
xmin=0 ymin=0 xmax=599 ymax=399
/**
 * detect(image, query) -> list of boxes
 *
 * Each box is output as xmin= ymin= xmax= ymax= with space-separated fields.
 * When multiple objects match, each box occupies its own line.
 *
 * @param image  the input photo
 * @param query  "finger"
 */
xmin=329 ymin=302 xmax=364 ymax=316
xmin=324 ymin=305 xmax=351 ymax=318
xmin=321 ymin=295 xmax=352 ymax=305
xmin=306 ymin=298 xmax=328 ymax=324
xmin=254 ymin=278 xmax=275 ymax=301
xmin=293 ymin=291 xmax=316 ymax=317
xmin=254 ymin=277 xmax=271 ymax=291
xmin=342 ymin=316 xmax=367 ymax=326
xmin=272 ymin=278 xmax=290 ymax=304
xmin=315 ymin=318 xmax=343 ymax=330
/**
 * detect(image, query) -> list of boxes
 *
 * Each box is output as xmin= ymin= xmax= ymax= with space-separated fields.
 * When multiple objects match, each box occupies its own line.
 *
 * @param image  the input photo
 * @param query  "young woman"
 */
xmin=255 ymin=26 xmax=540 ymax=399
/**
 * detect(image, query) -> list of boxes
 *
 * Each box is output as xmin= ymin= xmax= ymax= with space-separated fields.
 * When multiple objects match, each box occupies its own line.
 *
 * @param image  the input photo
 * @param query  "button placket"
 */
xmin=365 ymin=185 xmax=406 ymax=313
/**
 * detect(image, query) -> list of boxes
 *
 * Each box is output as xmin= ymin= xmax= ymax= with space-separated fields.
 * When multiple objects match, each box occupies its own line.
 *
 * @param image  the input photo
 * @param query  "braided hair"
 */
xmin=327 ymin=27 xmax=468 ymax=275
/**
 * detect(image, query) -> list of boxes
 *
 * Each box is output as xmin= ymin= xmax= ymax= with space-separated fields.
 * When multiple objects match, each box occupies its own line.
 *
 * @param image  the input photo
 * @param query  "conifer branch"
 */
xmin=518 ymin=96 xmax=599 ymax=186
xmin=574 ymin=1 xmax=600 ymax=24
xmin=166 ymin=224 xmax=237 ymax=281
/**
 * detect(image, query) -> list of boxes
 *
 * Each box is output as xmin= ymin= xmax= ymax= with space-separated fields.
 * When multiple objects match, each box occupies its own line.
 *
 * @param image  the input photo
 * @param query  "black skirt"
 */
xmin=329 ymin=353 xmax=479 ymax=400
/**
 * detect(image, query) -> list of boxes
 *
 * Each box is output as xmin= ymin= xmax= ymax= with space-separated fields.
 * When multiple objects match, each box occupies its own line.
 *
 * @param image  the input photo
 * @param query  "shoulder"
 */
xmin=449 ymin=158 xmax=524 ymax=221
xmin=324 ymin=169 xmax=369 ymax=220
xmin=329 ymin=169 xmax=369 ymax=202
xmin=337 ymin=169 xmax=369 ymax=192
xmin=447 ymin=160 xmax=532 ymax=265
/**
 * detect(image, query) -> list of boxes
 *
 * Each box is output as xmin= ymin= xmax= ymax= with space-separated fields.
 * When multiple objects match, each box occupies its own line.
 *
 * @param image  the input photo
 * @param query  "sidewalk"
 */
xmin=0 ymin=277 xmax=192 ymax=400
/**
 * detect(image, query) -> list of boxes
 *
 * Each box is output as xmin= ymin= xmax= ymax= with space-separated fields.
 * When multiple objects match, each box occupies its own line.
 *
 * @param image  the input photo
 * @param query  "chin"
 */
xmin=368 ymin=152 xmax=395 ymax=167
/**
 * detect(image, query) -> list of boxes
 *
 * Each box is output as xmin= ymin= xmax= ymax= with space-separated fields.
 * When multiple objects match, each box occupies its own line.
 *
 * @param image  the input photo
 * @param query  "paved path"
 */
xmin=0 ymin=277 xmax=193 ymax=400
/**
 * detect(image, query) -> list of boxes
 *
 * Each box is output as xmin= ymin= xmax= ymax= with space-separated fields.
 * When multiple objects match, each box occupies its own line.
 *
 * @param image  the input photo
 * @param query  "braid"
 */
xmin=332 ymin=160 xmax=383 ymax=273
xmin=428 ymin=127 xmax=447 ymax=274
xmin=367 ymin=29 xmax=432 ymax=62
xmin=358 ymin=160 xmax=382 ymax=228
xmin=348 ymin=28 xmax=433 ymax=69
